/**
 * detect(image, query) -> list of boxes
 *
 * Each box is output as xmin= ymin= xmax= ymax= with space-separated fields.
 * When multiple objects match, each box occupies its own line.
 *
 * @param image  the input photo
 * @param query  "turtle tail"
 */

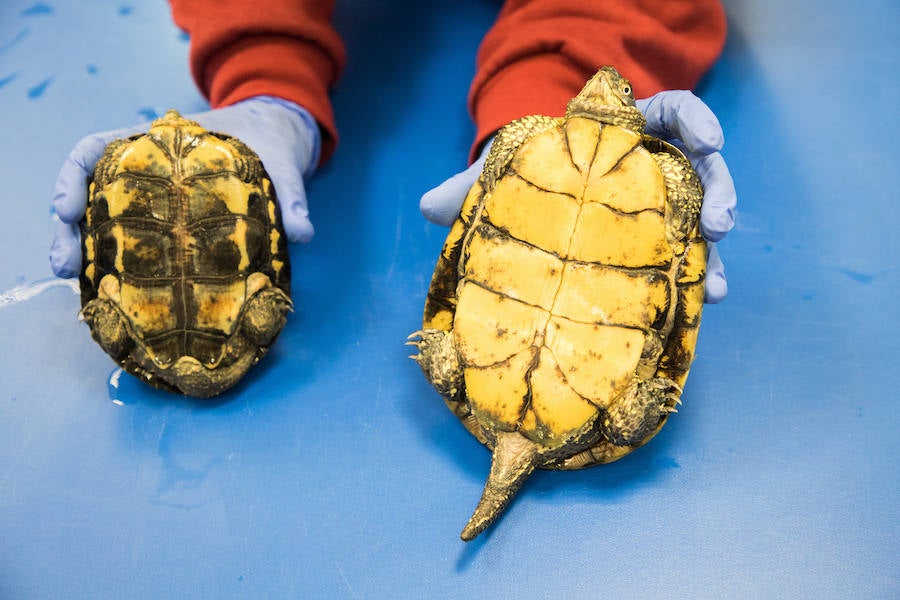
xmin=460 ymin=431 xmax=539 ymax=541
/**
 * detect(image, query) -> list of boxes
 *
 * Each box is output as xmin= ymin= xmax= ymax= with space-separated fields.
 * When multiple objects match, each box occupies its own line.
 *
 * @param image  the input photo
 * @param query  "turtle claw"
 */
xmin=406 ymin=332 xmax=427 ymax=362
xmin=408 ymin=328 xmax=462 ymax=400
xmin=406 ymin=335 xmax=424 ymax=361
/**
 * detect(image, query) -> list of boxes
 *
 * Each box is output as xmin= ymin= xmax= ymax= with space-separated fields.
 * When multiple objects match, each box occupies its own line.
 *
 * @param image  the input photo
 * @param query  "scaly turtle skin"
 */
xmin=79 ymin=111 xmax=292 ymax=398
xmin=410 ymin=66 xmax=706 ymax=540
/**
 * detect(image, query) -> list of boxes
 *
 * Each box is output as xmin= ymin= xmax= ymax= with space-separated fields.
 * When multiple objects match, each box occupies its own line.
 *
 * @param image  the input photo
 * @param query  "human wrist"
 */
xmin=246 ymin=96 xmax=322 ymax=178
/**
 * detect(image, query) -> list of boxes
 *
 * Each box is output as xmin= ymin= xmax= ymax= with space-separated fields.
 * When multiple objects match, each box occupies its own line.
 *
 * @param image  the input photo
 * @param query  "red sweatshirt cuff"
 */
xmin=467 ymin=0 xmax=727 ymax=163
xmin=202 ymin=35 xmax=339 ymax=164
xmin=170 ymin=0 xmax=345 ymax=165
xmin=469 ymin=53 xmax=584 ymax=163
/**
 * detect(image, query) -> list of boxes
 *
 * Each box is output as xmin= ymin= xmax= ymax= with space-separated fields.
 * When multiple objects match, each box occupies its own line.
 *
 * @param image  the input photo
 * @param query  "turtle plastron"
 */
xmin=412 ymin=66 xmax=708 ymax=540
xmin=79 ymin=111 xmax=293 ymax=397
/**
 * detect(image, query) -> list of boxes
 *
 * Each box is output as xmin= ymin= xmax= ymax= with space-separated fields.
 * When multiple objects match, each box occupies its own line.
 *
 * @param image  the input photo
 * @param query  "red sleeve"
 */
xmin=469 ymin=0 xmax=727 ymax=161
xmin=170 ymin=0 xmax=346 ymax=163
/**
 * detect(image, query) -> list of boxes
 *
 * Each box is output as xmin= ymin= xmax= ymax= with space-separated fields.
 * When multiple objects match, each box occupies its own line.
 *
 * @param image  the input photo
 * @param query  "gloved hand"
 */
xmin=49 ymin=96 xmax=321 ymax=278
xmin=420 ymin=90 xmax=737 ymax=303
xmin=636 ymin=91 xmax=735 ymax=303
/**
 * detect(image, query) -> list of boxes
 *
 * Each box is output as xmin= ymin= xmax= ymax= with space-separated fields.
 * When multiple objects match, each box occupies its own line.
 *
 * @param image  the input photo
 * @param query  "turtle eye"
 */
xmin=623 ymin=86 xmax=631 ymax=96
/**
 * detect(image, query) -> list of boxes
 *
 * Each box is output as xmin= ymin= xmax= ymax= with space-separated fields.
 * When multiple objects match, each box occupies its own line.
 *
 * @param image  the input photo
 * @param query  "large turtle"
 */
xmin=79 ymin=111 xmax=292 ymax=398
xmin=410 ymin=66 xmax=706 ymax=540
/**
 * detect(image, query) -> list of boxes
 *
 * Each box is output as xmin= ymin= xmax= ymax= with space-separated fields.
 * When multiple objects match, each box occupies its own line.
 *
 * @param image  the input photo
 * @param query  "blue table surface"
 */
xmin=1 ymin=1 xmax=897 ymax=598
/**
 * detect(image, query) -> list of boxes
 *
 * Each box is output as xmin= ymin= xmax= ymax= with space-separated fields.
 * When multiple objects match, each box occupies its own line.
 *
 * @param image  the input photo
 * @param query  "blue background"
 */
xmin=1 ymin=1 xmax=897 ymax=598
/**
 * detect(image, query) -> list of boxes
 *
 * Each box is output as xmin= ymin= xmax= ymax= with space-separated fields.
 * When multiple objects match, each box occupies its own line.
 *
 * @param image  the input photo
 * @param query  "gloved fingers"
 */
xmin=192 ymin=97 xmax=320 ymax=179
xmin=419 ymin=157 xmax=486 ymax=226
xmin=637 ymin=91 xmax=724 ymax=155
xmin=187 ymin=103 xmax=259 ymax=138
xmin=704 ymin=242 xmax=727 ymax=304
xmin=49 ymin=221 xmax=82 ymax=278
xmin=420 ymin=137 xmax=493 ymax=227
xmin=263 ymin=157 xmax=314 ymax=243
xmin=188 ymin=98 xmax=319 ymax=242
xmin=50 ymin=125 xmax=147 ymax=278
xmin=636 ymin=92 xmax=733 ymax=303
xmin=52 ymin=130 xmax=131 ymax=223
xmin=687 ymin=150 xmax=736 ymax=242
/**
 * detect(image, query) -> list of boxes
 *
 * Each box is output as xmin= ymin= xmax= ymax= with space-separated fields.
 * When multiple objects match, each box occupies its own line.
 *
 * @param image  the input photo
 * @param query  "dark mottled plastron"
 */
xmin=80 ymin=111 xmax=292 ymax=396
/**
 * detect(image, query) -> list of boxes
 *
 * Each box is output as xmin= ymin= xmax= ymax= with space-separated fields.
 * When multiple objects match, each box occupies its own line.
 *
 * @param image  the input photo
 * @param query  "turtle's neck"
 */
xmin=564 ymin=99 xmax=646 ymax=133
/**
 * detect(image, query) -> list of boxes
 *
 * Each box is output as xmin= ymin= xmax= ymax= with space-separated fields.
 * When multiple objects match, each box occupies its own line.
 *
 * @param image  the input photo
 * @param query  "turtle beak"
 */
xmin=581 ymin=69 xmax=618 ymax=106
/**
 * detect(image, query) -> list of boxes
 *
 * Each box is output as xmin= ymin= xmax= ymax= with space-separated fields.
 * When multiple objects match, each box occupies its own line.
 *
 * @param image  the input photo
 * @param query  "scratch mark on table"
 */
xmin=335 ymin=561 xmax=360 ymax=599
xmin=0 ymin=428 xmax=37 ymax=491
xmin=384 ymin=208 xmax=403 ymax=282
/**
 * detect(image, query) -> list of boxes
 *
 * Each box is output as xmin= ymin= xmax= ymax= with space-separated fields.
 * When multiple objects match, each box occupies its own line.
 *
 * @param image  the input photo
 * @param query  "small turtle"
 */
xmin=79 ymin=111 xmax=292 ymax=397
xmin=410 ymin=66 xmax=706 ymax=540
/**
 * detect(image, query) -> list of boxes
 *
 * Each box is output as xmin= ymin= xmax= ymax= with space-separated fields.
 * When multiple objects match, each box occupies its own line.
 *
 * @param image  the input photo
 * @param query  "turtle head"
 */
xmin=148 ymin=110 xmax=206 ymax=138
xmin=567 ymin=66 xmax=645 ymax=132
xmin=152 ymin=109 xmax=200 ymax=127
xmin=576 ymin=66 xmax=636 ymax=108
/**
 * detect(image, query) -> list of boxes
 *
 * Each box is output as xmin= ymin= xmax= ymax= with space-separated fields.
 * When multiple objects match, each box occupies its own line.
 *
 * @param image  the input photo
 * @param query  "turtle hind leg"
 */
xmin=600 ymin=377 xmax=683 ymax=447
xmin=407 ymin=328 xmax=462 ymax=400
xmin=240 ymin=276 xmax=292 ymax=347
xmin=80 ymin=298 xmax=133 ymax=360
xmin=409 ymin=329 xmax=488 ymax=444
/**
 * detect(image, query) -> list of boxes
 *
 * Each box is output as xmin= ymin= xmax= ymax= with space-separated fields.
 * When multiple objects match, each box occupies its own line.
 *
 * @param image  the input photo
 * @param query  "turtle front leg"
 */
xmin=600 ymin=377 xmax=682 ymax=447
xmin=407 ymin=329 xmax=463 ymax=400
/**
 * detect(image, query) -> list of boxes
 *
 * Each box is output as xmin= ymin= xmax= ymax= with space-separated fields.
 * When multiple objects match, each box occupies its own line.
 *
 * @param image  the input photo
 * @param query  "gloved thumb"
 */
xmin=420 ymin=141 xmax=492 ymax=226
xmin=53 ymin=129 xmax=142 ymax=223
xmin=196 ymin=97 xmax=320 ymax=243
xmin=271 ymin=166 xmax=315 ymax=243
xmin=637 ymin=91 xmax=724 ymax=155
xmin=705 ymin=243 xmax=727 ymax=303
xmin=49 ymin=221 xmax=82 ymax=278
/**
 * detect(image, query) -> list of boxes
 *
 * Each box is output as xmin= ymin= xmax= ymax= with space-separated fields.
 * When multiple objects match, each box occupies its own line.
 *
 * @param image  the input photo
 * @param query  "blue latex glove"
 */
xmin=420 ymin=90 xmax=737 ymax=303
xmin=49 ymin=96 xmax=321 ymax=278
xmin=637 ymin=91 xmax=736 ymax=303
